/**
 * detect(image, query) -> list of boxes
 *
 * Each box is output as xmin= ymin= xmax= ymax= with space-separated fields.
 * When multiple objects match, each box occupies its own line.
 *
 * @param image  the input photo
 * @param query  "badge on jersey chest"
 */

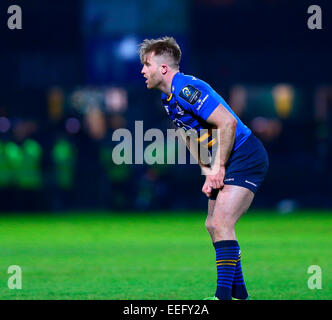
xmin=179 ymin=85 xmax=201 ymax=105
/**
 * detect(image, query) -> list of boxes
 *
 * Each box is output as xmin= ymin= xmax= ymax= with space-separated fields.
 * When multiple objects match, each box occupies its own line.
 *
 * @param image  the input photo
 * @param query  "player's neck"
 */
xmin=158 ymin=70 xmax=178 ymax=97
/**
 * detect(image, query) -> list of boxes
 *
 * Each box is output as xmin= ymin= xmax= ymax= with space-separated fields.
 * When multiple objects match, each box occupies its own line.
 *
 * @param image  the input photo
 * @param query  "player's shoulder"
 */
xmin=173 ymin=72 xmax=213 ymax=105
xmin=173 ymin=72 xmax=208 ymax=91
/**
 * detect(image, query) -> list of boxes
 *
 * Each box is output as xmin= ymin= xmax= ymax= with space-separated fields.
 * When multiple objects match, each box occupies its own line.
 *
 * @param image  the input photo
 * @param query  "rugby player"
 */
xmin=139 ymin=37 xmax=269 ymax=300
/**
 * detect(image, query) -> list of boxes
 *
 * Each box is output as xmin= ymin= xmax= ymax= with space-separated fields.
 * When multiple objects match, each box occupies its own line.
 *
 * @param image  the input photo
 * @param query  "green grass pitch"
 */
xmin=0 ymin=210 xmax=331 ymax=300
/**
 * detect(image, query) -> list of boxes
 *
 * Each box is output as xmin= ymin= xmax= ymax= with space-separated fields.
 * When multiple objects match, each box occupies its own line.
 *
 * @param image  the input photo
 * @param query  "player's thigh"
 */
xmin=212 ymin=184 xmax=255 ymax=225
xmin=208 ymin=199 xmax=216 ymax=218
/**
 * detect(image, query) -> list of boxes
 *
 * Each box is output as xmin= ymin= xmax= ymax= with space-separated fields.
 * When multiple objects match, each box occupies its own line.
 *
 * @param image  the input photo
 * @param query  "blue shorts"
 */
xmin=209 ymin=133 xmax=269 ymax=200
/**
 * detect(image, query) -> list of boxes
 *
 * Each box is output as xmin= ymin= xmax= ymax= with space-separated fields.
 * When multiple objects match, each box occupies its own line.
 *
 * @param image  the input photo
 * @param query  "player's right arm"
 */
xmin=178 ymin=129 xmax=211 ymax=175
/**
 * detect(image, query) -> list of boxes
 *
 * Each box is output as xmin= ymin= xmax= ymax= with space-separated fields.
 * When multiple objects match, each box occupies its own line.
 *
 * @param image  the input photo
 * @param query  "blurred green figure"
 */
xmin=100 ymin=146 xmax=131 ymax=210
xmin=52 ymin=138 xmax=76 ymax=190
xmin=5 ymin=139 xmax=42 ymax=189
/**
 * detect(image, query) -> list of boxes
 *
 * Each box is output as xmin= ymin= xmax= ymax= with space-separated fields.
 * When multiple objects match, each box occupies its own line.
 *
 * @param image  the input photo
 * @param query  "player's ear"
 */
xmin=161 ymin=64 xmax=168 ymax=75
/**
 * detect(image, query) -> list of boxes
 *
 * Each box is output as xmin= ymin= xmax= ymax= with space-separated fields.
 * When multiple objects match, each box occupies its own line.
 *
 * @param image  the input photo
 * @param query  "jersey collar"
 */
xmin=167 ymin=72 xmax=182 ymax=100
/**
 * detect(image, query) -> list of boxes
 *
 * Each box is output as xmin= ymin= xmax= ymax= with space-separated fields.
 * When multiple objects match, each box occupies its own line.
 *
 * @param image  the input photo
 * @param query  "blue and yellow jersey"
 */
xmin=161 ymin=72 xmax=251 ymax=151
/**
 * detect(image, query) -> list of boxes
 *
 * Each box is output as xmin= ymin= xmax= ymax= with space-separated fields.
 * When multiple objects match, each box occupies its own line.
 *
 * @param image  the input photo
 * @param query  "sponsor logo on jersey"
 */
xmin=173 ymin=118 xmax=193 ymax=131
xmin=179 ymin=85 xmax=201 ymax=105
xmin=175 ymin=103 xmax=184 ymax=115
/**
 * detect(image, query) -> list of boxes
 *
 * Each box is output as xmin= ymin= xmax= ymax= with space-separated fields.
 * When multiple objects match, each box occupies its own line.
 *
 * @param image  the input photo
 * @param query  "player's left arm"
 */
xmin=202 ymin=105 xmax=237 ymax=195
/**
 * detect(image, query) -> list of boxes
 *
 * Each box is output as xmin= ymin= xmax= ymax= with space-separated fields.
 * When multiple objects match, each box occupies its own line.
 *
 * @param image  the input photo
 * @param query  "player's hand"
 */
xmin=202 ymin=166 xmax=225 ymax=197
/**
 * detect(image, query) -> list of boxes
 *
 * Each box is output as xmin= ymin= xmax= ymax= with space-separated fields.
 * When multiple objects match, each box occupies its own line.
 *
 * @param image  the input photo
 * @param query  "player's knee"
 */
xmin=205 ymin=218 xmax=215 ymax=234
xmin=205 ymin=215 xmax=234 ymax=234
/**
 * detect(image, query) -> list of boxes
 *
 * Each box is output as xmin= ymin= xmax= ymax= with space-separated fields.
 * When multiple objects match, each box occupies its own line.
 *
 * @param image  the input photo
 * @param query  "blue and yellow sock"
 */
xmin=232 ymin=249 xmax=249 ymax=300
xmin=213 ymin=240 xmax=239 ymax=300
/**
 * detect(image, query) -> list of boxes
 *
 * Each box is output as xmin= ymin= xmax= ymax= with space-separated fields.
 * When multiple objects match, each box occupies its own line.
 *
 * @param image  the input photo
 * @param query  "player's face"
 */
xmin=141 ymin=52 xmax=162 ymax=89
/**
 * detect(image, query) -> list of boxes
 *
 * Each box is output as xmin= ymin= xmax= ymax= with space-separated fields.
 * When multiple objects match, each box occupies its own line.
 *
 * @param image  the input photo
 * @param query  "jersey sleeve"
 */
xmin=176 ymin=79 xmax=221 ymax=121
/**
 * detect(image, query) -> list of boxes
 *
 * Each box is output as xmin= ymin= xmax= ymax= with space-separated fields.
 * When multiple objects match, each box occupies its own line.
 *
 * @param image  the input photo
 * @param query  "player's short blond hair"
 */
xmin=138 ymin=36 xmax=181 ymax=70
